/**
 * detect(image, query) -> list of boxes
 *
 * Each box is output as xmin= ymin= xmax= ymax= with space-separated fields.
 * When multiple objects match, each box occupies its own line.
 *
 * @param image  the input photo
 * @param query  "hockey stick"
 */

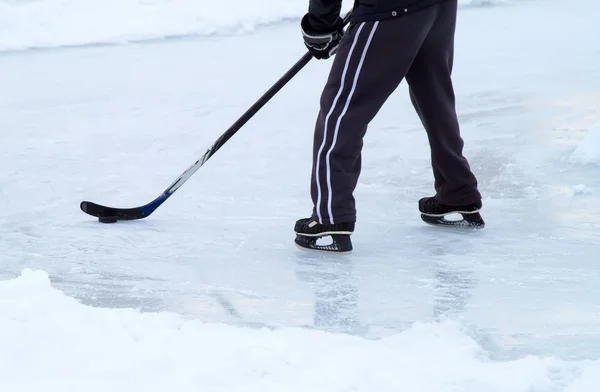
xmin=81 ymin=11 xmax=353 ymax=223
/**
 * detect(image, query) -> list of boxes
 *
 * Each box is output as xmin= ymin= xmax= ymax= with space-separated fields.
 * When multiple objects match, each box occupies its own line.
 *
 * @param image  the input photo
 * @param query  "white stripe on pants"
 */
xmin=314 ymin=21 xmax=379 ymax=224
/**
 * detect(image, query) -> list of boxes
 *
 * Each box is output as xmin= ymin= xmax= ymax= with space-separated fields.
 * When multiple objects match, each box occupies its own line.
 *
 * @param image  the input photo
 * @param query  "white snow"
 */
xmin=570 ymin=121 xmax=600 ymax=164
xmin=1 ymin=0 xmax=600 ymax=390
xmin=0 ymin=269 xmax=597 ymax=392
xmin=0 ymin=0 xmax=512 ymax=51
xmin=0 ymin=0 xmax=306 ymax=51
xmin=572 ymin=184 xmax=592 ymax=195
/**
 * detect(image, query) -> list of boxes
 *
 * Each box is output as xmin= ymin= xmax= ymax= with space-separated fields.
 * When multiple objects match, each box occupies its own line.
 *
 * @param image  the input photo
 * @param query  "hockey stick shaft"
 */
xmin=163 ymin=53 xmax=312 ymax=195
xmin=81 ymin=11 xmax=353 ymax=221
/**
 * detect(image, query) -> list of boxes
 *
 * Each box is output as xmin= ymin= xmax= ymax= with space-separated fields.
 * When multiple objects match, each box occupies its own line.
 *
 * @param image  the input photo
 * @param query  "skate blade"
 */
xmin=294 ymin=234 xmax=353 ymax=254
xmin=420 ymin=208 xmax=480 ymax=217
xmin=420 ymin=212 xmax=485 ymax=229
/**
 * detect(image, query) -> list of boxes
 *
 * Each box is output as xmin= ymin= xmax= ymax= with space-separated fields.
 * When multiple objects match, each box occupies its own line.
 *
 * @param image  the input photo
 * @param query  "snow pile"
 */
xmin=0 ymin=0 xmax=510 ymax=52
xmin=0 ymin=0 xmax=306 ymax=51
xmin=564 ymin=363 xmax=600 ymax=392
xmin=570 ymin=121 xmax=600 ymax=164
xmin=572 ymin=184 xmax=593 ymax=195
xmin=0 ymin=269 xmax=597 ymax=392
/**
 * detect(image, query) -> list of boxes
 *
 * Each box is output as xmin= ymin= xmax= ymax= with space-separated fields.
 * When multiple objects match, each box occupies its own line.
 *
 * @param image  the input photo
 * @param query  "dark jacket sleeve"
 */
xmin=307 ymin=0 xmax=343 ymax=32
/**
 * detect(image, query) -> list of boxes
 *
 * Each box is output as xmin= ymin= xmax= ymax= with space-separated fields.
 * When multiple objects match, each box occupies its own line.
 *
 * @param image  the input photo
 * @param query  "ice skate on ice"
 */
xmin=419 ymin=197 xmax=485 ymax=229
xmin=294 ymin=218 xmax=354 ymax=254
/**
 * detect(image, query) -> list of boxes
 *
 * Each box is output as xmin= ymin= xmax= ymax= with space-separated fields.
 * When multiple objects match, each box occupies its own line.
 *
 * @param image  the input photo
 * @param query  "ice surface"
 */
xmin=1 ymin=0 xmax=600 ymax=390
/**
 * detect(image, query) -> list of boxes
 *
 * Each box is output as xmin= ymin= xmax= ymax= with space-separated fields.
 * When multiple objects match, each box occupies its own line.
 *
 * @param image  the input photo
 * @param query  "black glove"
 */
xmin=301 ymin=14 xmax=344 ymax=60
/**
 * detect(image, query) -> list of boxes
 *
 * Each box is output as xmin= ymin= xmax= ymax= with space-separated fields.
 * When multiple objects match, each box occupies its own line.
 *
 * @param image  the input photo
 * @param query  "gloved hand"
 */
xmin=301 ymin=14 xmax=344 ymax=60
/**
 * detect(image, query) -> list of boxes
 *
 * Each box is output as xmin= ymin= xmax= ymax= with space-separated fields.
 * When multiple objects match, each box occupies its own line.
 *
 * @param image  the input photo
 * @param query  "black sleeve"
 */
xmin=307 ymin=0 xmax=343 ymax=32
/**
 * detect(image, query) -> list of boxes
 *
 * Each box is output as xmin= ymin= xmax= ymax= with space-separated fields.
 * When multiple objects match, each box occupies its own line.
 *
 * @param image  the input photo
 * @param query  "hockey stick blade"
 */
xmin=80 ymin=196 xmax=164 ymax=222
xmin=81 ymin=201 xmax=146 ymax=221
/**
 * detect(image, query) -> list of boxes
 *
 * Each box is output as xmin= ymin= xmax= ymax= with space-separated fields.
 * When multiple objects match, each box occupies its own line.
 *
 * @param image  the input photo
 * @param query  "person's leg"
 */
xmin=307 ymin=8 xmax=439 ymax=228
xmin=405 ymin=0 xmax=482 ymax=209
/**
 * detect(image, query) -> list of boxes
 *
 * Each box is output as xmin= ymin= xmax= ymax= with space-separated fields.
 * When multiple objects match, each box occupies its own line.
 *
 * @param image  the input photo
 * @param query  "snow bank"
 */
xmin=570 ymin=121 xmax=600 ymax=164
xmin=0 ymin=269 xmax=596 ymax=392
xmin=0 ymin=0 xmax=510 ymax=52
xmin=0 ymin=0 xmax=306 ymax=52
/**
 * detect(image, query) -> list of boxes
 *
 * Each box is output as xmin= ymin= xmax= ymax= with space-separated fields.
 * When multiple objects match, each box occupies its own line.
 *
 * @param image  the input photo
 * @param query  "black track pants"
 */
xmin=310 ymin=0 xmax=481 ymax=225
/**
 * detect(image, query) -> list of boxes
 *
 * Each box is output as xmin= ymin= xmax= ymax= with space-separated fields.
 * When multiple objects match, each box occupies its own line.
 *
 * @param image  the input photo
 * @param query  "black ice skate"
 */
xmin=419 ymin=197 xmax=485 ymax=229
xmin=294 ymin=218 xmax=354 ymax=254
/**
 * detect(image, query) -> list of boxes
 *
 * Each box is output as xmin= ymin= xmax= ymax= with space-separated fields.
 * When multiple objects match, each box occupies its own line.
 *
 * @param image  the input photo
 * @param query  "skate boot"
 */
xmin=419 ymin=196 xmax=484 ymax=228
xmin=294 ymin=218 xmax=354 ymax=254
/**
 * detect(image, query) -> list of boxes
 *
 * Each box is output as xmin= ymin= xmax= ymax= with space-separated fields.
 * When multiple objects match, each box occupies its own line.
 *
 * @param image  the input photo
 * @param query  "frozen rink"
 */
xmin=1 ymin=0 xmax=600 ymax=390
